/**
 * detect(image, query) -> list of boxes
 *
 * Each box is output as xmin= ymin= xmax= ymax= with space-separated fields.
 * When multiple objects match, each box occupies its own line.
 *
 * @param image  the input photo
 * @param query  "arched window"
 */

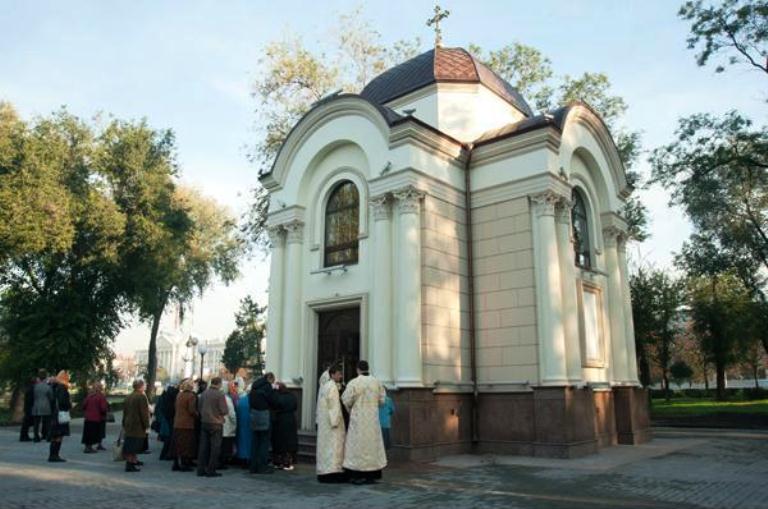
xmin=571 ymin=189 xmax=592 ymax=269
xmin=324 ymin=181 xmax=359 ymax=267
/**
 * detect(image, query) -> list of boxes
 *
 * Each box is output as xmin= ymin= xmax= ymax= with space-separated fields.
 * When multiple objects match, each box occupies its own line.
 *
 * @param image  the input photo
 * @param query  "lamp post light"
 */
xmin=186 ymin=336 xmax=199 ymax=379
xmin=198 ymin=342 xmax=208 ymax=381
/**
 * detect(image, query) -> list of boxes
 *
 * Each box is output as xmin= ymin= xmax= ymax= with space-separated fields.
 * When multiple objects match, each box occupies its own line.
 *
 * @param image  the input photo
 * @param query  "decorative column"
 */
xmin=555 ymin=198 xmax=583 ymax=384
xmin=265 ymin=226 xmax=286 ymax=375
xmin=280 ymin=220 xmax=304 ymax=382
xmin=530 ymin=192 xmax=568 ymax=385
xmin=370 ymin=195 xmax=394 ymax=384
xmin=603 ymin=226 xmax=629 ymax=384
xmin=617 ymin=236 xmax=640 ymax=384
xmin=393 ymin=186 xmax=424 ymax=386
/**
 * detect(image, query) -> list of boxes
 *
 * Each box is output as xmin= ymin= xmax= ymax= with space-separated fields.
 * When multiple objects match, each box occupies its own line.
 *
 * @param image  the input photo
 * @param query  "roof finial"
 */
xmin=426 ymin=3 xmax=450 ymax=49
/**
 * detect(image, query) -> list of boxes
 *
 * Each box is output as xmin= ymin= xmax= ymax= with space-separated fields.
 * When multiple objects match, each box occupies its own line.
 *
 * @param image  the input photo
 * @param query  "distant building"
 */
xmin=135 ymin=331 xmax=225 ymax=381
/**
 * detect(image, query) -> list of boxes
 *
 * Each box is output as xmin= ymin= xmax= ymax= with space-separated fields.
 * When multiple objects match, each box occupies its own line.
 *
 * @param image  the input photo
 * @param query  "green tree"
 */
xmin=688 ymin=271 xmax=753 ymax=399
xmin=679 ymin=0 xmax=768 ymax=75
xmin=0 ymin=102 xmax=77 ymax=263
xmin=629 ymin=266 xmax=685 ymax=395
xmin=222 ymin=296 xmax=266 ymax=376
xmin=0 ymin=107 xmax=127 ymax=405
xmin=98 ymin=120 xmax=243 ymax=396
xmin=669 ymin=359 xmax=694 ymax=388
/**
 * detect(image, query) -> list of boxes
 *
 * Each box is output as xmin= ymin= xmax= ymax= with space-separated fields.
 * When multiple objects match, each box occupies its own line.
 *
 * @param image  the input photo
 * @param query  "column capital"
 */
xmin=370 ymin=194 xmax=392 ymax=221
xmin=267 ymin=226 xmax=285 ymax=248
xmin=554 ymin=197 xmax=573 ymax=225
xmin=602 ymin=225 xmax=626 ymax=249
xmin=393 ymin=186 xmax=424 ymax=215
xmin=530 ymin=191 xmax=564 ymax=218
xmin=284 ymin=220 xmax=305 ymax=244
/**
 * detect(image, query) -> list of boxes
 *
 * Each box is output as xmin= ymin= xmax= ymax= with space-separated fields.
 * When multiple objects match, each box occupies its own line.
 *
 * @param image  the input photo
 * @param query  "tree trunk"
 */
xmin=663 ymin=371 xmax=671 ymax=401
xmin=715 ymin=360 xmax=726 ymax=400
xmin=704 ymin=372 xmax=709 ymax=392
xmin=639 ymin=344 xmax=652 ymax=387
xmin=9 ymin=385 xmax=24 ymax=424
xmin=755 ymin=366 xmax=760 ymax=390
xmin=145 ymin=300 xmax=166 ymax=400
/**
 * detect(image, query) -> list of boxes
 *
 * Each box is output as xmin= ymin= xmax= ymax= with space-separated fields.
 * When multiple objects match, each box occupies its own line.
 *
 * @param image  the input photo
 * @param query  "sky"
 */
xmin=1 ymin=0 xmax=766 ymax=355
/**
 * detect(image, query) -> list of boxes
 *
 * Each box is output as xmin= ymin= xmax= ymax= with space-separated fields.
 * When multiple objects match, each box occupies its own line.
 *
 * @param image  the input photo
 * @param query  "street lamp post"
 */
xmin=198 ymin=343 xmax=208 ymax=381
xmin=186 ymin=336 xmax=198 ymax=379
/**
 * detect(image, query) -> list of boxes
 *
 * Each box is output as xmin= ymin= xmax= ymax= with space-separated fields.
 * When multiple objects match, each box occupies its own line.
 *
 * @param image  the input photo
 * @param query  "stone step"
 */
xmin=297 ymin=430 xmax=317 ymax=463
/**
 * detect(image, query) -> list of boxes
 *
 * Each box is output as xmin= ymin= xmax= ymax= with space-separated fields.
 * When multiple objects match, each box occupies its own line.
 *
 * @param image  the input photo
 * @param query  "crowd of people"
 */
xmin=18 ymin=369 xmax=77 ymax=462
xmin=18 ymin=358 xmax=396 ymax=484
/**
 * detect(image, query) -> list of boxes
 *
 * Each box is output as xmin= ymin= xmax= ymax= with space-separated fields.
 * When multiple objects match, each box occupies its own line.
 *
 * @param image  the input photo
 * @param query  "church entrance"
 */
xmin=316 ymin=307 xmax=360 ymax=386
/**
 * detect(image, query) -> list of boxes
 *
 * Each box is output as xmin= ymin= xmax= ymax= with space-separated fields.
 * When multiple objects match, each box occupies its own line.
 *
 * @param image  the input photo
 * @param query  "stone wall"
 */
xmin=471 ymin=196 xmax=539 ymax=384
xmin=420 ymin=194 xmax=471 ymax=385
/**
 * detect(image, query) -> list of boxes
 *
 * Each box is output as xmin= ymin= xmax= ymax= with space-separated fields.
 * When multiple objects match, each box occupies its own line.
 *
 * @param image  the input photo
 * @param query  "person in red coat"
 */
xmin=81 ymin=382 xmax=108 ymax=453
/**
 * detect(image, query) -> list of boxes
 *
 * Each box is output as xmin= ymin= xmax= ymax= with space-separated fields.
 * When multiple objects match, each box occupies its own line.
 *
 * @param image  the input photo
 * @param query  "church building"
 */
xmin=259 ymin=46 xmax=650 ymax=460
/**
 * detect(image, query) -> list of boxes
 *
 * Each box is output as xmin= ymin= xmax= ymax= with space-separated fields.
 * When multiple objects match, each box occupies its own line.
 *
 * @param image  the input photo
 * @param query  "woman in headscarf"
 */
xmin=172 ymin=379 xmax=198 ymax=472
xmin=157 ymin=382 xmax=179 ymax=460
xmin=81 ymin=382 xmax=108 ymax=453
xmin=47 ymin=370 xmax=72 ymax=462
xmin=271 ymin=382 xmax=298 ymax=471
xmin=219 ymin=381 xmax=238 ymax=468
xmin=235 ymin=379 xmax=252 ymax=466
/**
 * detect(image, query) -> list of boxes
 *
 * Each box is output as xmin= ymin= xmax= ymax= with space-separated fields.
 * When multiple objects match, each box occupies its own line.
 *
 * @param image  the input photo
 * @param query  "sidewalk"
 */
xmin=2 ymin=419 xmax=767 ymax=509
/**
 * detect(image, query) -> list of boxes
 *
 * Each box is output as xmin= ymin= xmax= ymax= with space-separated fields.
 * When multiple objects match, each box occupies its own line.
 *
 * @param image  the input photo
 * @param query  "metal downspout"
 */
xmin=463 ymin=144 xmax=479 ymax=445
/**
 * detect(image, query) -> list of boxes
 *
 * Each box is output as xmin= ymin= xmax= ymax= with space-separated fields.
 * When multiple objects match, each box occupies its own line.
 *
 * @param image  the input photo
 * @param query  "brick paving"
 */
xmin=1 ymin=422 xmax=767 ymax=509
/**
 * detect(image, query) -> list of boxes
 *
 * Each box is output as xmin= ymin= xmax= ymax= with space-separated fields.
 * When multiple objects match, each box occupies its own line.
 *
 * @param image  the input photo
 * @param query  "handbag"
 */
xmin=57 ymin=410 xmax=71 ymax=424
xmin=112 ymin=429 xmax=124 ymax=462
xmin=250 ymin=409 xmax=270 ymax=431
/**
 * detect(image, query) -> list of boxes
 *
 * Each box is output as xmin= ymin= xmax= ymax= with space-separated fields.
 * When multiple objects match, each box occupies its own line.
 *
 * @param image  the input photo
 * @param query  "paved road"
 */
xmin=1 ymin=422 xmax=767 ymax=509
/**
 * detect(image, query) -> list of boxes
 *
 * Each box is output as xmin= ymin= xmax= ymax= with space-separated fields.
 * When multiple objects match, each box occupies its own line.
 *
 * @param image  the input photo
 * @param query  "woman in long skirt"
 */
xmin=81 ymin=382 xmax=108 ymax=453
xmin=172 ymin=379 xmax=198 ymax=471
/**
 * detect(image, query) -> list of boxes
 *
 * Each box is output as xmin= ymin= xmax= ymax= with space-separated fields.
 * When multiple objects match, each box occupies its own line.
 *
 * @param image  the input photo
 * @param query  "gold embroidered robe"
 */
xmin=315 ymin=379 xmax=345 ymax=475
xmin=341 ymin=375 xmax=387 ymax=472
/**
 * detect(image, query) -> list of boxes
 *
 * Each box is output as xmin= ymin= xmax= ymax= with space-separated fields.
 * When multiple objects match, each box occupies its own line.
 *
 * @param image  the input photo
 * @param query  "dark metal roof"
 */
xmin=473 ymin=106 xmax=570 ymax=146
xmin=360 ymin=47 xmax=534 ymax=117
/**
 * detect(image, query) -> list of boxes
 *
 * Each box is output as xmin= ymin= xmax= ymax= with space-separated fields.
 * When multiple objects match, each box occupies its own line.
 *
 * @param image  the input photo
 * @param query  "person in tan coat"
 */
xmin=172 ymin=379 xmax=198 ymax=472
xmin=122 ymin=380 xmax=150 ymax=472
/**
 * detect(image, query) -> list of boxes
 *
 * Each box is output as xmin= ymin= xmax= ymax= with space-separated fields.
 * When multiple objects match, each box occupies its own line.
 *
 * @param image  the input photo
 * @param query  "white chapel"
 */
xmin=260 ymin=46 xmax=650 ymax=459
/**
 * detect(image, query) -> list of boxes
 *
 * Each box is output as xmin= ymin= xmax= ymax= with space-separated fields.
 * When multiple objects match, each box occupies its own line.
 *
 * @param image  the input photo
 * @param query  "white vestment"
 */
xmin=315 ymin=379 xmax=345 ymax=475
xmin=341 ymin=374 xmax=387 ymax=472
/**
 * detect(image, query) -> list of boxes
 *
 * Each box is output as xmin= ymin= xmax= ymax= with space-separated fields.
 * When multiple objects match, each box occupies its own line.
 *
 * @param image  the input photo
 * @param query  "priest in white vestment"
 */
xmin=316 ymin=366 xmax=347 ymax=483
xmin=341 ymin=360 xmax=387 ymax=484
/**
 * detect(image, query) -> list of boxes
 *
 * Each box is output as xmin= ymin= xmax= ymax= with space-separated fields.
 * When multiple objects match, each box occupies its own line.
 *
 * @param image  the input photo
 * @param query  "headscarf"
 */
xmin=56 ymin=370 xmax=70 ymax=388
xmin=228 ymin=379 xmax=239 ymax=406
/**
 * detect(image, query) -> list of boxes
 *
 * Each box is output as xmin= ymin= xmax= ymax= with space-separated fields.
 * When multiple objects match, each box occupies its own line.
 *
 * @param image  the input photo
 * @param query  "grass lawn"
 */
xmin=652 ymin=398 xmax=768 ymax=417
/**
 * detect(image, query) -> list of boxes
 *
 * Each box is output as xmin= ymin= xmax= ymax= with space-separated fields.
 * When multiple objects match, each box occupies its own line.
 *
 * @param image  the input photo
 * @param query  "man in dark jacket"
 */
xmin=249 ymin=373 xmax=277 ymax=474
xmin=196 ymin=377 xmax=229 ymax=478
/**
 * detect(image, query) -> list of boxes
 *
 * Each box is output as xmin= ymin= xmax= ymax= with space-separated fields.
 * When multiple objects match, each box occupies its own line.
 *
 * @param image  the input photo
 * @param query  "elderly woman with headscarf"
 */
xmin=122 ymin=379 xmax=150 ymax=472
xmin=157 ymin=382 xmax=179 ymax=460
xmin=172 ymin=379 xmax=198 ymax=472
xmin=218 ymin=381 xmax=238 ymax=468
xmin=81 ymin=382 xmax=108 ymax=453
xmin=235 ymin=378 xmax=252 ymax=466
xmin=47 ymin=371 xmax=72 ymax=462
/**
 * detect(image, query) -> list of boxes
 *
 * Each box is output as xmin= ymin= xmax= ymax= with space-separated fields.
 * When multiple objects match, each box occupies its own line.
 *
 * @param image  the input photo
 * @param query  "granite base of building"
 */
xmin=613 ymin=386 xmax=652 ymax=445
xmin=387 ymin=385 xmax=651 ymax=462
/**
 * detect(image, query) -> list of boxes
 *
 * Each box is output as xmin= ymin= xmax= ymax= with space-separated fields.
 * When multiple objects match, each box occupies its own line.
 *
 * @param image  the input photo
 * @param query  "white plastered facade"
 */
xmin=260 ymin=89 xmax=639 ymax=430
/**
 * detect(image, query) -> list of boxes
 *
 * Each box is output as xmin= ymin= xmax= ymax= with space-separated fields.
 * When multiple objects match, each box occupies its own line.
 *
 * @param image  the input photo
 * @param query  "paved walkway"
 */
xmin=1 ymin=422 xmax=767 ymax=509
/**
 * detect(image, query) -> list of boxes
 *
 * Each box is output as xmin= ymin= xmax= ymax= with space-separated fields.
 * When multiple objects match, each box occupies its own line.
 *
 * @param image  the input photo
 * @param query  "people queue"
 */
xmin=18 ymin=359 xmax=395 ymax=484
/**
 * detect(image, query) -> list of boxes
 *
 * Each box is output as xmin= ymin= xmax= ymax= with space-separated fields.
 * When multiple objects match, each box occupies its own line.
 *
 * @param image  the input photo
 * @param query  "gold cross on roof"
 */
xmin=426 ymin=3 xmax=450 ymax=48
